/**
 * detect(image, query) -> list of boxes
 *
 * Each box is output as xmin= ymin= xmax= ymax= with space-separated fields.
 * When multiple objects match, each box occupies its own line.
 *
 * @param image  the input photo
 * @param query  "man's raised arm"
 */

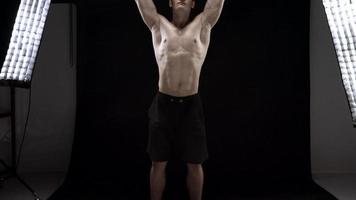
xmin=135 ymin=0 xmax=160 ymax=30
xmin=202 ymin=0 xmax=225 ymax=28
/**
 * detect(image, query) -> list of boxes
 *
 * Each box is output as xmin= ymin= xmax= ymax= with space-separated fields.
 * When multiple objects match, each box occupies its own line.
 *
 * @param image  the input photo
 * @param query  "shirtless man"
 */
xmin=135 ymin=0 xmax=225 ymax=199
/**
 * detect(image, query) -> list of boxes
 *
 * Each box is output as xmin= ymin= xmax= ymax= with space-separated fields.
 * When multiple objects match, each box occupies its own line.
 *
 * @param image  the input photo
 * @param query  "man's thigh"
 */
xmin=174 ymin=98 xmax=209 ymax=164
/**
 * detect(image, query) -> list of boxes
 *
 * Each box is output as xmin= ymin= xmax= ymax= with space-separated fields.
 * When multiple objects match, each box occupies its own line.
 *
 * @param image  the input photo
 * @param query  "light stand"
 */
xmin=0 ymin=86 xmax=40 ymax=200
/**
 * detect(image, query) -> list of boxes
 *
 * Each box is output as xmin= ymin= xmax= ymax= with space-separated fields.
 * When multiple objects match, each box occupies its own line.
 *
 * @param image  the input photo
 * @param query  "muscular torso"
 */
xmin=151 ymin=14 xmax=211 ymax=97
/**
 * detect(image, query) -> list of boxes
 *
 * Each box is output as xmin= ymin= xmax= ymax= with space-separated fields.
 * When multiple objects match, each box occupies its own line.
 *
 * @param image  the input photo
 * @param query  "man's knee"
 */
xmin=151 ymin=161 xmax=168 ymax=172
xmin=187 ymin=163 xmax=203 ymax=174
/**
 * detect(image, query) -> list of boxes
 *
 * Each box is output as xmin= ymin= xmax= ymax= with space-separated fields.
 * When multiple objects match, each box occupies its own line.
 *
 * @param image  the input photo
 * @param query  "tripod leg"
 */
xmin=14 ymin=173 xmax=41 ymax=200
xmin=1 ymin=159 xmax=41 ymax=199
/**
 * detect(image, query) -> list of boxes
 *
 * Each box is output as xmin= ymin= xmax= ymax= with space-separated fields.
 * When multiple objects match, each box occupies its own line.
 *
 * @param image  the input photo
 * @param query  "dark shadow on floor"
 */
xmin=49 ymin=161 xmax=337 ymax=200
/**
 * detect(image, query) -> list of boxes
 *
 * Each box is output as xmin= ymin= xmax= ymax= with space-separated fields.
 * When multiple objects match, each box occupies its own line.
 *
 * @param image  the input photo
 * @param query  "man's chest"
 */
xmin=152 ymin=23 xmax=210 ymax=53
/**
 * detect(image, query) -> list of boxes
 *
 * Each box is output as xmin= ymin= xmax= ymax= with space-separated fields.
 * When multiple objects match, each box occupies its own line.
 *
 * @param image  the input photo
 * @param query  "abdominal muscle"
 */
xmin=157 ymin=51 xmax=203 ymax=97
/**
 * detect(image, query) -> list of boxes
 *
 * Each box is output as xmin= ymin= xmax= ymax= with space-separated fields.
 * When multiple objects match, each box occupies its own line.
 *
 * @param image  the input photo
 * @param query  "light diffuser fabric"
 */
xmin=0 ymin=0 xmax=51 ymax=82
xmin=323 ymin=0 xmax=356 ymax=126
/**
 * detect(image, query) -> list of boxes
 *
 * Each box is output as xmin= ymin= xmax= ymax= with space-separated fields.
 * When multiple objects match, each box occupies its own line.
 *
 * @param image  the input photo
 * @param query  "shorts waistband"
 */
xmin=157 ymin=91 xmax=199 ymax=103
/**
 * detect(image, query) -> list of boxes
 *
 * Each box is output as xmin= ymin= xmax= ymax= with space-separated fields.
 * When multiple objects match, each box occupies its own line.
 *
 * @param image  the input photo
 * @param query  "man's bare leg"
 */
xmin=150 ymin=161 xmax=168 ymax=200
xmin=186 ymin=163 xmax=204 ymax=200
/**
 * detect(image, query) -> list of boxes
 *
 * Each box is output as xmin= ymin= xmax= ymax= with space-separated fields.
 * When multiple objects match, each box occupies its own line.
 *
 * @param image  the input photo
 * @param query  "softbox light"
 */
xmin=0 ymin=0 xmax=51 ymax=88
xmin=0 ymin=1 xmax=51 ymax=199
xmin=323 ymin=0 xmax=356 ymax=126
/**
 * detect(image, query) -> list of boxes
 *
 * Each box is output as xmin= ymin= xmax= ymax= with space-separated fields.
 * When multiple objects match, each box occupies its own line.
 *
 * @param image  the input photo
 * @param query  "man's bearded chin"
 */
xmin=174 ymin=5 xmax=191 ymax=13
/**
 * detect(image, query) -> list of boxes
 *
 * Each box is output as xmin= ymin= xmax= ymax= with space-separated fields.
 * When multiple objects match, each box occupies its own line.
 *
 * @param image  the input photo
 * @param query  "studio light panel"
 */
xmin=323 ymin=0 xmax=356 ymax=126
xmin=0 ymin=0 xmax=51 ymax=83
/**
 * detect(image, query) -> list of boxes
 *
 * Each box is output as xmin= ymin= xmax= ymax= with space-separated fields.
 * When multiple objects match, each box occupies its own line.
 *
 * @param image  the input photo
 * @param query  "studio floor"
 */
xmin=0 ymin=172 xmax=65 ymax=200
xmin=0 ymin=172 xmax=355 ymax=200
xmin=313 ymin=173 xmax=356 ymax=200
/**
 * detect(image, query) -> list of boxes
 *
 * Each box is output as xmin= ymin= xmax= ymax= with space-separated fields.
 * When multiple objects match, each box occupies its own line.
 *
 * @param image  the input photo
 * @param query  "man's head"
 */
xmin=169 ymin=0 xmax=195 ymax=13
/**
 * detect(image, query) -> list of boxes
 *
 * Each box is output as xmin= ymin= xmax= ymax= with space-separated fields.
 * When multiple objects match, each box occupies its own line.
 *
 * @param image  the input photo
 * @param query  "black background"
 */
xmin=0 ymin=2 xmax=19 ymax=66
xmin=68 ymin=0 xmax=313 ymax=198
xmin=1 ymin=0 xmax=337 ymax=199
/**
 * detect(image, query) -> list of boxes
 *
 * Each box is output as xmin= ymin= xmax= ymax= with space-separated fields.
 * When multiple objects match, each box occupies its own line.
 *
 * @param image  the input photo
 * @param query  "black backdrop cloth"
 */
xmin=0 ymin=2 xmax=19 ymax=66
xmin=43 ymin=0 xmax=336 ymax=199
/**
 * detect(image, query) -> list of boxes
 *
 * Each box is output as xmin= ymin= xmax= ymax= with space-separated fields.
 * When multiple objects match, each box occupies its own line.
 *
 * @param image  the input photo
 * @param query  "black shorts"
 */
xmin=147 ymin=91 xmax=209 ymax=164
